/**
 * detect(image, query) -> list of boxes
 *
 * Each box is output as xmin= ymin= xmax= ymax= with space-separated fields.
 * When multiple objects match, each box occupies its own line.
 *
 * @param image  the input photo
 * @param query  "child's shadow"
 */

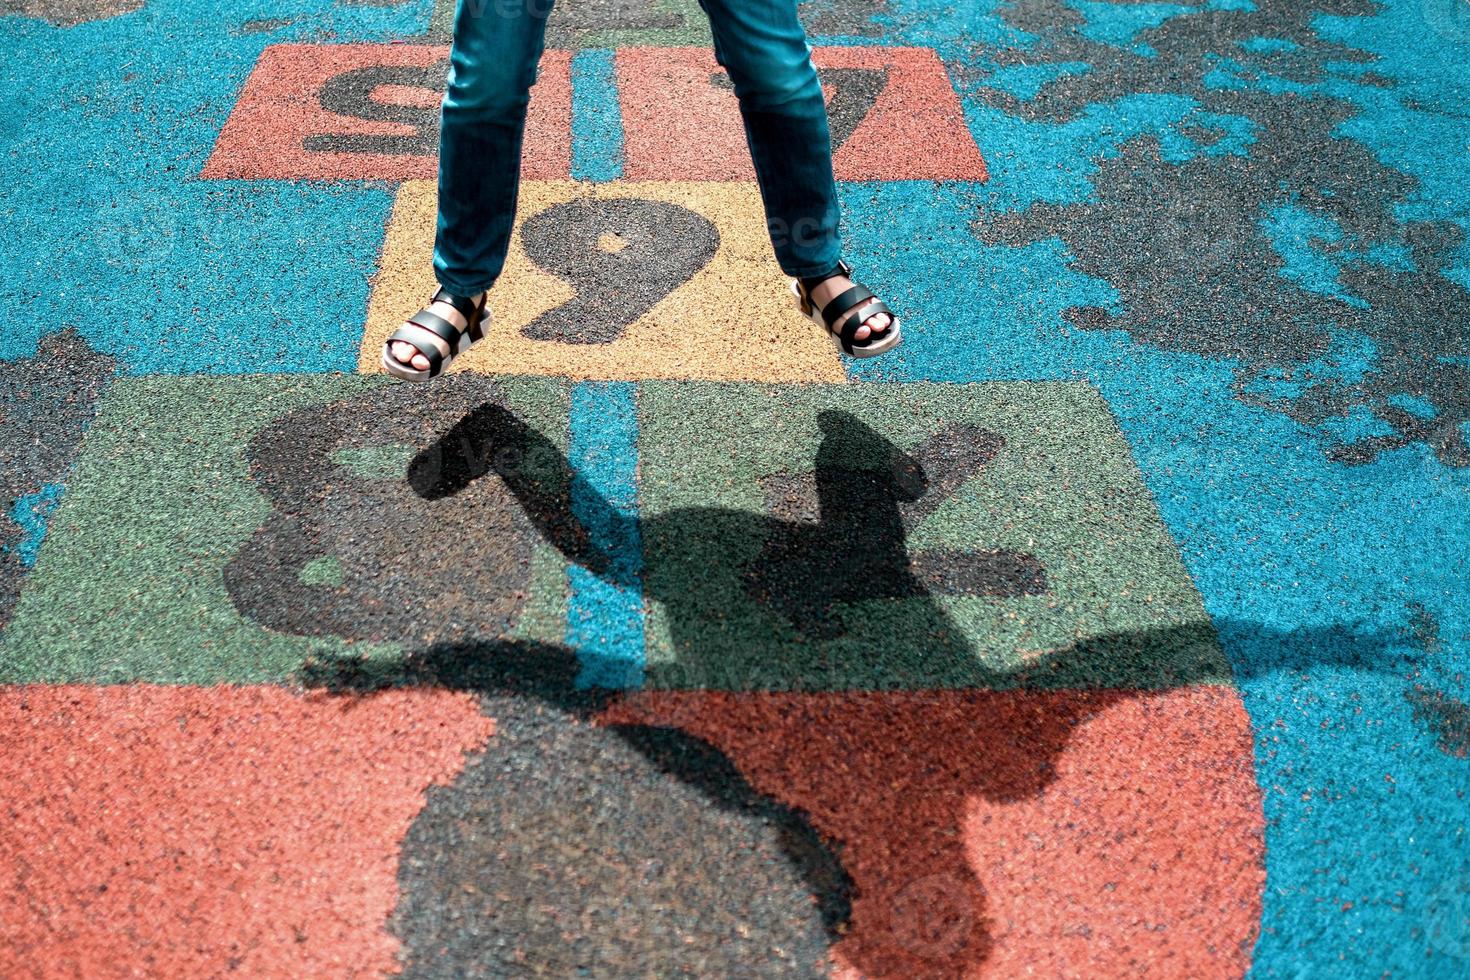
xmin=297 ymin=402 xmax=1420 ymax=978
xmin=408 ymin=401 xmax=1046 ymax=690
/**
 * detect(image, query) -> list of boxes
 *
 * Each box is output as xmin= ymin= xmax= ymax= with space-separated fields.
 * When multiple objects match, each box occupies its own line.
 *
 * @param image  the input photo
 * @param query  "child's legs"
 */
xmin=696 ymin=0 xmax=842 ymax=278
xmin=433 ymin=0 xmax=556 ymax=296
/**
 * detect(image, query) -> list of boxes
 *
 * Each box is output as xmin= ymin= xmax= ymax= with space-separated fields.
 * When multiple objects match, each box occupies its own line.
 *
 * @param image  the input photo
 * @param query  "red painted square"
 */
xmin=597 ymin=686 xmax=1263 ymax=978
xmin=618 ymin=46 xmax=988 ymax=181
xmin=202 ymin=44 xmax=571 ymax=180
xmin=0 ymin=685 xmax=494 ymax=977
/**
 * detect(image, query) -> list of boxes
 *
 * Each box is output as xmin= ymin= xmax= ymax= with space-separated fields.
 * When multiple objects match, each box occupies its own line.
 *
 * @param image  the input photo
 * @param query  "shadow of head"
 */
xmin=299 ymin=637 xmax=856 ymax=941
xmin=817 ymin=408 xmax=927 ymax=502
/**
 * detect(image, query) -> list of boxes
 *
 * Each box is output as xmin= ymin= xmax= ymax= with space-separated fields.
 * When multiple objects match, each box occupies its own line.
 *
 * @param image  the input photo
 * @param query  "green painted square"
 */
xmin=0 ymin=374 xmax=570 ymax=684
xmin=636 ymin=381 xmax=1229 ymax=691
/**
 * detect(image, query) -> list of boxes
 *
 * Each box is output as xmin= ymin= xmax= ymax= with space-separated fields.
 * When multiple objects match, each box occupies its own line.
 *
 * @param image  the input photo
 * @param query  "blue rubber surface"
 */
xmin=1 ymin=0 xmax=1467 ymax=974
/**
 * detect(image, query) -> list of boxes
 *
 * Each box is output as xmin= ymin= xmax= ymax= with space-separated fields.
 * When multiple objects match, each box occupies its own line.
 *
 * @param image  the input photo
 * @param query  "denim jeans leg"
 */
xmin=696 ymin=0 xmax=844 ymax=278
xmin=433 ymin=0 xmax=556 ymax=297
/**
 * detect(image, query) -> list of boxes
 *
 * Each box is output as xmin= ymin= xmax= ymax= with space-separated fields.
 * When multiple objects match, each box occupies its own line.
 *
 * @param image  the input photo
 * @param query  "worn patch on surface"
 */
xmin=0 ymin=683 xmax=493 ymax=977
xmin=0 ymin=330 xmax=113 ymax=631
xmin=1406 ymin=684 xmax=1470 ymax=758
xmin=0 ymin=0 xmax=142 ymax=26
xmin=361 ymin=180 xmax=846 ymax=381
xmin=969 ymin=0 xmax=1470 ymax=467
xmin=424 ymin=0 xmax=712 ymax=46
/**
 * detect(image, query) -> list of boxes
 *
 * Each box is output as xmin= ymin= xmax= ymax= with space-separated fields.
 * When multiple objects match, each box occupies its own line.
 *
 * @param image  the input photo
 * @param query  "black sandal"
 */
xmin=790 ymin=258 xmax=902 ymax=358
xmin=381 ymin=287 xmax=490 ymax=382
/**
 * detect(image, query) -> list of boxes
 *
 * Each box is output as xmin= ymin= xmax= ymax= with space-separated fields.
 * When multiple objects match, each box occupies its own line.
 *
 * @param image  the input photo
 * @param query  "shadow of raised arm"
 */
xmin=408 ymin=401 xmax=635 ymax=583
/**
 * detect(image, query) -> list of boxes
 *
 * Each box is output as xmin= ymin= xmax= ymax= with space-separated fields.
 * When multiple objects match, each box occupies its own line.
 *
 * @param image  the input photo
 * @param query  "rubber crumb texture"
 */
xmin=203 ymin=44 xmax=571 ymax=182
xmin=0 ymin=329 xmax=113 ymax=632
xmin=617 ymin=46 xmax=987 ymax=181
xmin=635 ymin=381 xmax=1227 ymax=691
xmin=0 ymin=373 xmax=571 ymax=683
xmin=362 ymin=181 xmax=845 ymax=381
xmin=391 ymin=692 xmax=836 ymax=978
xmin=0 ymin=683 xmax=495 ymax=978
xmin=598 ymin=686 xmax=1265 ymax=979
xmin=2 ymin=0 xmax=141 ymax=27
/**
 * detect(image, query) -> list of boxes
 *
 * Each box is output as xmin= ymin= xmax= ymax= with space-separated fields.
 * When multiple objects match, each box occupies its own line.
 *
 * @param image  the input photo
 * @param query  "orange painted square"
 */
xmin=597 ymin=686 xmax=1263 ymax=978
xmin=618 ymin=46 xmax=988 ymax=181
xmin=0 ymin=684 xmax=494 ymax=977
xmin=202 ymin=43 xmax=571 ymax=181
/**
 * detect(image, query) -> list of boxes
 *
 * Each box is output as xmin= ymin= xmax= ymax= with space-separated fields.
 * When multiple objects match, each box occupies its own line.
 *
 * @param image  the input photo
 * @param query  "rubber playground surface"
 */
xmin=1 ymin=0 xmax=1467 ymax=976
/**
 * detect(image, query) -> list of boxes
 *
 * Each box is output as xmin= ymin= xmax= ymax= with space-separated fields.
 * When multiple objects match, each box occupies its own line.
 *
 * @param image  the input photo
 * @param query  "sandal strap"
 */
xmin=821 ymin=284 xmax=876 ymax=330
xmin=407 ymin=308 xmax=466 ymax=347
xmin=386 ymin=326 xmax=447 ymax=373
xmin=431 ymin=288 xmax=482 ymax=324
xmin=837 ymin=300 xmax=893 ymax=354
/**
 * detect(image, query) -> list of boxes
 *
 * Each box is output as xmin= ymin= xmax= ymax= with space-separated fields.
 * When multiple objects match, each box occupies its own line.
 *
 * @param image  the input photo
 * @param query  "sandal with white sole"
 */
xmin=790 ymin=258 xmax=902 ymax=359
xmin=381 ymin=287 xmax=490 ymax=382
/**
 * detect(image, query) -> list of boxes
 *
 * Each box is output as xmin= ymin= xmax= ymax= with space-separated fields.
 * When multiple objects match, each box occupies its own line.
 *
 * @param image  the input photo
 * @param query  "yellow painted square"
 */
xmin=360 ymin=180 xmax=845 ymax=382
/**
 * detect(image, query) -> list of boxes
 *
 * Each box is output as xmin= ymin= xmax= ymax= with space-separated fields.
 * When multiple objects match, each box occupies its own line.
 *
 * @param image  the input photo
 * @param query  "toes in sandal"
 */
xmin=790 ymin=258 xmax=902 ymax=359
xmin=381 ymin=287 xmax=490 ymax=382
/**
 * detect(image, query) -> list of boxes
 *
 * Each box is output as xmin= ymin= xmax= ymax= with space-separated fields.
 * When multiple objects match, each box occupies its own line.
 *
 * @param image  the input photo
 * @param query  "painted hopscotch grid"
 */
xmin=2 ymin=372 xmax=1226 ymax=697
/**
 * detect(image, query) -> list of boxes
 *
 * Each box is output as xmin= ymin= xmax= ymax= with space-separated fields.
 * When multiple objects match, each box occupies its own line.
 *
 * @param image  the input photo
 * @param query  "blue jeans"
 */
xmin=433 ymin=0 xmax=843 ymax=295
